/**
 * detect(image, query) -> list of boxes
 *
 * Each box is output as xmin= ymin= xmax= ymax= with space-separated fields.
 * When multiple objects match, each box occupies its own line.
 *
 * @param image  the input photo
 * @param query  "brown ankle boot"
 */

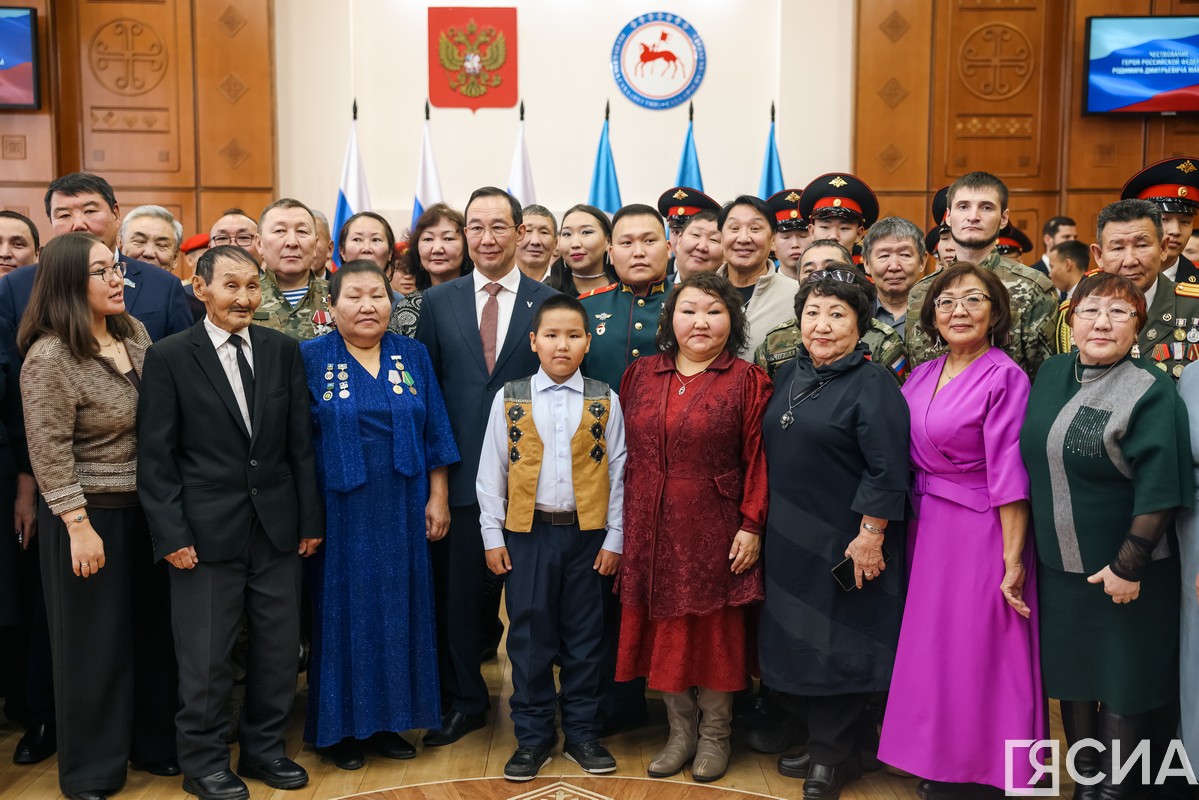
xmin=648 ymin=689 xmax=699 ymax=778
xmin=693 ymin=687 xmax=734 ymax=782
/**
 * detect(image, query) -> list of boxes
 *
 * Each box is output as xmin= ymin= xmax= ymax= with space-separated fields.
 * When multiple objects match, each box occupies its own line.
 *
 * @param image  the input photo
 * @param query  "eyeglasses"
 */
xmin=1074 ymin=305 xmax=1136 ymax=323
xmin=88 ymin=262 xmax=128 ymax=282
xmin=210 ymin=234 xmax=256 ymax=246
xmin=465 ymin=223 xmax=517 ymax=240
xmin=933 ymin=293 xmax=990 ymax=313
xmin=805 ymin=269 xmax=859 ymax=285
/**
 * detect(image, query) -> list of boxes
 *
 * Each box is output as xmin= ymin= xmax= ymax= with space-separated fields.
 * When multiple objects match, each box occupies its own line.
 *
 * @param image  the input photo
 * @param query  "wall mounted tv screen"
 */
xmin=0 ymin=7 xmax=39 ymax=110
xmin=1085 ymin=16 xmax=1199 ymax=114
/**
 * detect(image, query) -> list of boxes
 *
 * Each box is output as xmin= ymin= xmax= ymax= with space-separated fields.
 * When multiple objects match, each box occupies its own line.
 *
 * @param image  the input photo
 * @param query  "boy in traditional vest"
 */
xmin=476 ymin=293 xmax=627 ymax=782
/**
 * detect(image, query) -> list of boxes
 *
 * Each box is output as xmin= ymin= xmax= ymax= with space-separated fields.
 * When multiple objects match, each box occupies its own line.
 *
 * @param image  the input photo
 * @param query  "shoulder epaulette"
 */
xmin=578 ymin=283 xmax=618 ymax=300
xmin=1175 ymin=282 xmax=1199 ymax=299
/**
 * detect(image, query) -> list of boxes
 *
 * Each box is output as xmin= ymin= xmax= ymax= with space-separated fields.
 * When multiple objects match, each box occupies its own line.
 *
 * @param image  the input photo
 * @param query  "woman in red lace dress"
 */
xmin=616 ymin=271 xmax=773 ymax=783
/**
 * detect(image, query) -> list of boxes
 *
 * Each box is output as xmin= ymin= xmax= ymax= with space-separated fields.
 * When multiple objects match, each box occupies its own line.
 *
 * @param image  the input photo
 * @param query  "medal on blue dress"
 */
xmin=323 ymin=362 xmax=334 ymax=381
xmin=322 ymin=381 xmax=334 ymax=402
xmin=388 ymin=368 xmax=403 ymax=395
xmin=391 ymin=354 xmax=417 ymax=395
xmin=338 ymin=380 xmax=350 ymax=400
xmin=337 ymin=363 xmax=349 ymax=382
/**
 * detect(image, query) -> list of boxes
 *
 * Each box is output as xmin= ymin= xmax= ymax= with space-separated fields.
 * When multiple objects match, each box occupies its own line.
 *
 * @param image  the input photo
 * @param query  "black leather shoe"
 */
xmin=130 ymin=759 xmax=181 ymax=776
xmin=778 ymin=750 xmax=811 ymax=778
xmin=423 ymin=711 xmax=486 ymax=746
xmin=371 ymin=732 xmax=416 ymax=760
xmin=323 ymin=739 xmax=365 ymax=770
xmin=563 ymin=739 xmax=616 ymax=773
xmin=70 ymin=792 xmax=107 ymax=800
xmin=503 ymin=744 xmax=553 ymax=781
xmin=236 ymin=757 xmax=308 ymax=789
xmin=13 ymin=722 xmax=55 ymax=765
xmin=802 ymin=762 xmax=851 ymax=800
xmin=182 ymin=770 xmax=250 ymax=800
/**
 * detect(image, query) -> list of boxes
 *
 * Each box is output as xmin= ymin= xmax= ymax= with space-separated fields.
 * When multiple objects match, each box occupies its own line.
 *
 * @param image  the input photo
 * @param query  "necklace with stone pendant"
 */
xmin=781 ymin=377 xmax=834 ymax=429
xmin=673 ymin=369 xmax=707 ymax=395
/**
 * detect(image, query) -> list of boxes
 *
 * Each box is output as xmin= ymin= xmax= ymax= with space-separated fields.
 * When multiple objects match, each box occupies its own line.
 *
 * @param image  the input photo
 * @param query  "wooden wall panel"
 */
xmin=66 ymin=0 xmax=197 ymax=186
xmin=0 ymin=0 xmax=276 ymax=247
xmin=854 ymin=0 xmax=934 ymax=193
xmin=1064 ymin=0 xmax=1149 ymax=191
xmin=931 ymin=1 xmax=1064 ymax=188
xmin=874 ymin=193 xmax=934 ymax=232
xmin=0 ymin=189 xmax=53 ymax=247
xmin=193 ymin=0 xmax=274 ymax=190
xmin=198 ymin=189 xmax=275 ymax=232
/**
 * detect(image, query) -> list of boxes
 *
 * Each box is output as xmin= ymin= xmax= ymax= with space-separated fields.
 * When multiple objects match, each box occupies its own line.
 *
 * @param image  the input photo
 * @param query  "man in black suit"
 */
xmin=0 ymin=172 xmax=192 ymax=342
xmin=417 ymin=187 xmax=558 ymax=746
xmin=137 ymin=245 xmax=324 ymax=800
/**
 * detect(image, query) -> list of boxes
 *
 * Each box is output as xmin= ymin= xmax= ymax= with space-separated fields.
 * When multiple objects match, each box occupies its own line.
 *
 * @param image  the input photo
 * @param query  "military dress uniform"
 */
xmin=253 ymin=270 xmax=335 ymax=341
xmin=1055 ymin=274 xmax=1199 ymax=381
xmin=1122 ymin=157 xmax=1199 ymax=286
xmin=905 ymin=248 xmax=1057 ymax=380
xmin=799 ymin=173 xmax=880 ymax=232
xmin=579 ymin=278 xmax=672 ymax=389
xmin=753 ymin=317 xmax=908 ymax=383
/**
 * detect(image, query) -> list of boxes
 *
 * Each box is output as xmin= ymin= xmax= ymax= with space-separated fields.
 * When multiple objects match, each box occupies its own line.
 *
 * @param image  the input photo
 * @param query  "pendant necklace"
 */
xmin=1073 ymin=355 xmax=1119 ymax=384
xmin=780 ymin=376 xmax=837 ymax=429
xmin=673 ymin=369 xmax=708 ymax=395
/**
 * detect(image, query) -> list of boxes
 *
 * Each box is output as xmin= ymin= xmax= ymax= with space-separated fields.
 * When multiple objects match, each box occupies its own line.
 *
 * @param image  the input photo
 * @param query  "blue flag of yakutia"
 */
xmin=588 ymin=118 xmax=622 ymax=215
xmin=675 ymin=120 xmax=703 ymax=192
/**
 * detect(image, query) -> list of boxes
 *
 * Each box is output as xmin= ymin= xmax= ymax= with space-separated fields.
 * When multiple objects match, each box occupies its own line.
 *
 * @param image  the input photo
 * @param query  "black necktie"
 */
xmin=228 ymin=335 xmax=255 ymax=420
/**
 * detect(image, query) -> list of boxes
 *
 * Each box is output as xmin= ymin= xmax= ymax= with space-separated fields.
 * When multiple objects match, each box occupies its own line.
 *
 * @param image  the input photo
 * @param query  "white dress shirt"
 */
xmin=204 ymin=317 xmax=254 ymax=434
xmin=476 ymin=367 xmax=627 ymax=554
xmin=472 ymin=266 xmax=522 ymax=359
xmin=1164 ymin=256 xmax=1181 ymax=283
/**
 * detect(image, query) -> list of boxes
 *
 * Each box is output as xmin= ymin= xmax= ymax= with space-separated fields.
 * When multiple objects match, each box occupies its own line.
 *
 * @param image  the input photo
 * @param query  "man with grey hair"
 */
xmin=119 ymin=205 xmax=184 ymax=271
xmin=309 ymin=210 xmax=334 ymax=281
xmin=862 ymin=217 xmax=926 ymax=340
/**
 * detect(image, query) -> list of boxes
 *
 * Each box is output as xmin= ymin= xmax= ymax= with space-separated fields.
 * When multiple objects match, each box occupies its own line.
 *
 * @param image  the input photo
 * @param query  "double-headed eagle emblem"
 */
xmin=438 ymin=20 xmax=507 ymax=99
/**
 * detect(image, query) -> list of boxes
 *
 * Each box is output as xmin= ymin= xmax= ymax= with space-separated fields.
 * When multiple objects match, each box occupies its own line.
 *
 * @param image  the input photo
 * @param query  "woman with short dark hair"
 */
xmin=19 ymin=231 xmax=179 ymax=800
xmin=616 ymin=272 xmax=771 ymax=783
xmin=759 ymin=267 xmax=910 ymax=800
xmin=878 ymin=262 xmax=1043 ymax=799
xmin=1021 ymin=272 xmax=1189 ymax=800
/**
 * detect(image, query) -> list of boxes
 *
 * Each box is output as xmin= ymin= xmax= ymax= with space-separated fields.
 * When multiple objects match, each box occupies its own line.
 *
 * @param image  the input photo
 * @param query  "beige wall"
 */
xmin=275 ymin=0 xmax=855 ymax=233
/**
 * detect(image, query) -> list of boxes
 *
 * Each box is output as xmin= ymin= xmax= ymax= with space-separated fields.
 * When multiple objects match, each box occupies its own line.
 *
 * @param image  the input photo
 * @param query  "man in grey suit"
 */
xmin=416 ymin=187 xmax=558 ymax=746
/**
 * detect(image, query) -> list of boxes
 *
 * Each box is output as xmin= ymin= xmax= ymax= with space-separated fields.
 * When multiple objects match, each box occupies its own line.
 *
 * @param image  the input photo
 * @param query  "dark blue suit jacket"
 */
xmin=416 ymin=271 xmax=558 ymax=505
xmin=0 ymin=256 xmax=193 ymax=344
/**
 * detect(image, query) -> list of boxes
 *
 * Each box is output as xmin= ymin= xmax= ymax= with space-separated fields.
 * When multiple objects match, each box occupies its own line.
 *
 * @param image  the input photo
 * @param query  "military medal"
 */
xmin=338 ymin=380 xmax=350 ymax=400
xmin=1189 ymin=319 xmax=1199 ymax=343
xmin=596 ymin=323 xmax=606 ymax=336
xmin=1175 ymin=364 xmax=1185 ymax=378
xmin=1188 ymin=343 xmax=1199 ymax=362
xmin=1147 ymin=328 xmax=1159 ymax=341
xmin=324 ymin=362 xmax=334 ymax=381
xmin=1175 ymin=342 xmax=1185 ymax=362
xmin=1153 ymin=343 xmax=1171 ymax=362
xmin=1175 ymin=318 xmax=1187 ymax=341
xmin=337 ymin=362 xmax=349 ymax=381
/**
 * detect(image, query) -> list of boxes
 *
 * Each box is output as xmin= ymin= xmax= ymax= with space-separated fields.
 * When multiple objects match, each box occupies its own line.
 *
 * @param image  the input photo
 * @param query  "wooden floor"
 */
xmin=0 ymin=643 xmax=1073 ymax=800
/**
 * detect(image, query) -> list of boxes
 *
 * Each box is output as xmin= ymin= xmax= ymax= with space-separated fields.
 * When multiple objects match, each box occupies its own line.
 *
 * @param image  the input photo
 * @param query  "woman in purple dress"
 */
xmin=877 ymin=262 xmax=1045 ymax=799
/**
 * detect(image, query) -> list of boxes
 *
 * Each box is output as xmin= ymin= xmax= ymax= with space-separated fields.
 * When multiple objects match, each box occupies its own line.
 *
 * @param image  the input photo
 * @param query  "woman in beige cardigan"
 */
xmin=18 ymin=232 xmax=178 ymax=800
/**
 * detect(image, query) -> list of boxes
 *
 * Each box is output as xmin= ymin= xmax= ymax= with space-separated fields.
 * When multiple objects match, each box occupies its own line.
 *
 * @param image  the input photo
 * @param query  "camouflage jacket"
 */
xmin=905 ymin=249 xmax=1057 ymax=381
xmin=252 ymin=271 xmax=335 ymax=341
xmin=753 ymin=316 xmax=908 ymax=383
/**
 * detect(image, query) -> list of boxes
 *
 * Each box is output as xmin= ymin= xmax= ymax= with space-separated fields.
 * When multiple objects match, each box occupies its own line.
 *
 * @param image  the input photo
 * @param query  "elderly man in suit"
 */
xmin=416 ymin=187 xmax=558 ymax=746
xmin=0 ymin=172 xmax=192 ymax=342
xmin=136 ymin=245 xmax=324 ymax=800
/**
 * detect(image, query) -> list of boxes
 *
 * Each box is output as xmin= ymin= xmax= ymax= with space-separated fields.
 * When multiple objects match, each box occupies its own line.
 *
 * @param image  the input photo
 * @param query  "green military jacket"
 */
xmin=252 ymin=270 xmax=334 ymax=342
xmin=753 ymin=316 xmax=908 ymax=383
xmin=905 ymin=249 xmax=1057 ymax=381
xmin=579 ymin=278 xmax=672 ymax=389
xmin=1056 ymin=273 xmax=1199 ymax=382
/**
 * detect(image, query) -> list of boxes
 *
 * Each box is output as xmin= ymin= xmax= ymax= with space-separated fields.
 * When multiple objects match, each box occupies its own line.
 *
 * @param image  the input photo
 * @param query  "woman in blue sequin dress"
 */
xmin=300 ymin=260 xmax=459 ymax=769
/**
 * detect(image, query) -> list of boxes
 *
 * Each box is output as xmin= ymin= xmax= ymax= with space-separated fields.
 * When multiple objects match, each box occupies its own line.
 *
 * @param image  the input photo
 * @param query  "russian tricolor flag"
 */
xmin=332 ymin=114 xmax=370 ymax=267
xmin=412 ymin=116 xmax=443 ymax=229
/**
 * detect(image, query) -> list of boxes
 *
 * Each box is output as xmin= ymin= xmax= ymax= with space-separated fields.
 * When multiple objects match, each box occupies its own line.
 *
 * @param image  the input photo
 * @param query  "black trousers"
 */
xmin=801 ymin=692 xmax=870 ymax=766
xmin=39 ymin=501 xmax=178 ymax=795
xmin=0 ymin=531 xmax=55 ymax=728
xmin=504 ymin=521 xmax=605 ymax=748
xmin=170 ymin=527 xmax=300 ymax=777
xmin=431 ymin=503 xmax=490 ymax=715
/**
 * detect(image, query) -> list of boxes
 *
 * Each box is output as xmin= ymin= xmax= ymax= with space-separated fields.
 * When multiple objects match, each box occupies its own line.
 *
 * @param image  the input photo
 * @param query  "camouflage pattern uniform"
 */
xmin=1056 ymin=273 xmax=1199 ymax=382
xmin=905 ymin=248 xmax=1057 ymax=380
xmin=252 ymin=270 xmax=335 ymax=341
xmin=753 ymin=317 xmax=908 ymax=383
